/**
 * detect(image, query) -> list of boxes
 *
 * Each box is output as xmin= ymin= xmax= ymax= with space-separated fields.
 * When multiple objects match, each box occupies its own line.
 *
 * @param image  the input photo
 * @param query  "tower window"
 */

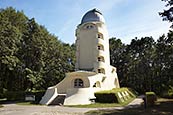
xmin=97 ymin=33 xmax=103 ymax=39
xmin=98 ymin=56 xmax=105 ymax=62
xmin=98 ymin=57 xmax=101 ymax=61
xmin=98 ymin=34 xmax=101 ymax=38
xmin=98 ymin=68 xmax=105 ymax=74
xmin=93 ymin=81 xmax=101 ymax=88
xmin=74 ymin=78 xmax=84 ymax=88
xmin=98 ymin=69 xmax=101 ymax=73
xmin=86 ymin=25 xmax=94 ymax=29
xmin=98 ymin=46 xmax=101 ymax=50
xmin=98 ymin=44 xmax=104 ymax=50
xmin=90 ymin=25 xmax=94 ymax=28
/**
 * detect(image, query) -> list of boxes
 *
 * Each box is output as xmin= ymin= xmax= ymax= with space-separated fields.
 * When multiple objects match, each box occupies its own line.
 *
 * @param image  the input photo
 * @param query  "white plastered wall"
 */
xmin=40 ymin=70 xmax=119 ymax=105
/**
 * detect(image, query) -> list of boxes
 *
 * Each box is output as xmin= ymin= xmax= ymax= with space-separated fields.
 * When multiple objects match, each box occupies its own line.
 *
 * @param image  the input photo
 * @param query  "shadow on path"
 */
xmin=85 ymin=98 xmax=173 ymax=115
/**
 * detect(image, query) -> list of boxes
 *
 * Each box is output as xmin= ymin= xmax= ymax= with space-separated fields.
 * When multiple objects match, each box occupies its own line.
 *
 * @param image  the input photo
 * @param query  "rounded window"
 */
xmin=74 ymin=78 xmax=84 ymax=88
xmin=98 ymin=44 xmax=104 ymax=51
xmin=98 ymin=68 xmax=105 ymax=74
xmin=97 ymin=33 xmax=103 ymax=39
xmin=85 ymin=24 xmax=95 ymax=29
xmin=93 ymin=81 xmax=101 ymax=88
xmin=98 ymin=56 xmax=105 ymax=62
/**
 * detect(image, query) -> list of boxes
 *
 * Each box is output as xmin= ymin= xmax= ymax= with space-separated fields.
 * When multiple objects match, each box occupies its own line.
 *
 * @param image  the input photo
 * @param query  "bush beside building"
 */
xmin=94 ymin=87 xmax=136 ymax=104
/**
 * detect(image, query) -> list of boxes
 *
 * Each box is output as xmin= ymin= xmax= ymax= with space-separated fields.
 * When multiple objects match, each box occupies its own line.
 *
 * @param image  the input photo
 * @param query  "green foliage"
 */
xmin=95 ymin=93 xmax=118 ymax=103
xmin=95 ymin=88 xmax=136 ymax=104
xmin=159 ymin=0 xmax=173 ymax=27
xmin=161 ymin=85 xmax=173 ymax=98
xmin=0 ymin=7 xmax=75 ymax=94
xmin=110 ymin=35 xmax=173 ymax=95
xmin=5 ymin=91 xmax=25 ymax=101
xmin=5 ymin=90 xmax=45 ymax=103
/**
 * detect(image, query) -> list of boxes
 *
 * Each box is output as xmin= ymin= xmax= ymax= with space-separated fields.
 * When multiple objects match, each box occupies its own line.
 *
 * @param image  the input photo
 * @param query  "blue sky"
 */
xmin=0 ymin=0 xmax=170 ymax=44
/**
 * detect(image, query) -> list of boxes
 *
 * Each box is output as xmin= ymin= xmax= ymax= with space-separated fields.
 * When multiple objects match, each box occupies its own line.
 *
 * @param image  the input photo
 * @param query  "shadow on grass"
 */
xmin=85 ymin=99 xmax=173 ymax=115
xmin=0 ymin=98 xmax=40 ymax=105
xmin=0 ymin=105 xmax=3 ymax=108
xmin=0 ymin=99 xmax=17 ymax=104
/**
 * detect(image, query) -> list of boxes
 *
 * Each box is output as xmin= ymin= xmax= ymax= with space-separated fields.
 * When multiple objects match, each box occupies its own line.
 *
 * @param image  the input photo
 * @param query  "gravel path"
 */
xmin=0 ymin=104 xmax=95 ymax=115
xmin=0 ymin=97 xmax=143 ymax=115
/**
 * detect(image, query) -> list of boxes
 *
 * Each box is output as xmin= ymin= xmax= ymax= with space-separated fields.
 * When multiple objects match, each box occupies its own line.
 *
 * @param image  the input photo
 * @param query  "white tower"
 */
xmin=75 ymin=9 xmax=110 ymax=75
xmin=40 ymin=9 xmax=120 ymax=106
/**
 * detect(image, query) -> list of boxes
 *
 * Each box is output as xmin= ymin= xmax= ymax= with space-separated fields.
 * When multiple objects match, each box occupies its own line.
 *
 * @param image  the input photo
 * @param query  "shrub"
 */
xmin=5 ymin=91 xmax=25 ymax=101
xmin=161 ymin=86 xmax=173 ymax=99
xmin=5 ymin=90 xmax=45 ymax=103
xmin=94 ymin=87 xmax=136 ymax=104
xmin=0 ymin=93 xmax=4 ymax=98
xmin=145 ymin=92 xmax=157 ymax=107
xmin=0 ymin=88 xmax=7 ymax=98
xmin=95 ymin=93 xmax=118 ymax=103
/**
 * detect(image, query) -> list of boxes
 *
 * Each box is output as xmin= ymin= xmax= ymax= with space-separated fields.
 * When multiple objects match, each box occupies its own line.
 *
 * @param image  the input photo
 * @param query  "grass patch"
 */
xmin=0 ymin=98 xmax=41 ymax=106
xmin=85 ymin=98 xmax=173 ymax=115
xmin=66 ymin=97 xmax=135 ymax=108
xmin=16 ymin=101 xmax=42 ymax=106
xmin=0 ymin=99 xmax=5 ymax=108
xmin=67 ymin=103 xmax=121 ymax=108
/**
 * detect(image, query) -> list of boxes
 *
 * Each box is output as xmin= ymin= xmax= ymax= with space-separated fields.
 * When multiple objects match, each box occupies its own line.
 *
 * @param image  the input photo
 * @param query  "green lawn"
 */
xmin=85 ymin=98 xmax=173 ymax=115
xmin=16 ymin=101 xmax=42 ymax=106
xmin=66 ymin=97 xmax=135 ymax=108
xmin=0 ymin=98 xmax=41 ymax=106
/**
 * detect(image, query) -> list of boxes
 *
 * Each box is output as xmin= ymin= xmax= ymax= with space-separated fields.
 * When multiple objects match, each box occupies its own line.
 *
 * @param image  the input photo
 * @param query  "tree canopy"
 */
xmin=0 ymin=7 xmax=75 ymax=93
xmin=160 ymin=0 xmax=173 ymax=27
xmin=110 ymin=34 xmax=173 ymax=95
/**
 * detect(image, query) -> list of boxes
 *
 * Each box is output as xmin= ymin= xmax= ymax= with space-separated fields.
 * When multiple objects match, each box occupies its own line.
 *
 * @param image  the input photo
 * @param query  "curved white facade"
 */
xmin=75 ymin=21 xmax=110 ymax=72
xmin=40 ymin=9 xmax=120 ymax=105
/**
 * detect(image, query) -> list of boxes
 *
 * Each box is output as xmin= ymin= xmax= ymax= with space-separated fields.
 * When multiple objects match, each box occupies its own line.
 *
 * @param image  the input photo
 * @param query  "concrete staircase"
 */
xmin=48 ymin=94 xmax=66 ymax=105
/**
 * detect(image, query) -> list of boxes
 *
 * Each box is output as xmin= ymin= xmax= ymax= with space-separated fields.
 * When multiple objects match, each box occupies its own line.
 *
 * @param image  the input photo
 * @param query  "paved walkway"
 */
xmin=0 ymin=97 xmax=143 ymax=115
